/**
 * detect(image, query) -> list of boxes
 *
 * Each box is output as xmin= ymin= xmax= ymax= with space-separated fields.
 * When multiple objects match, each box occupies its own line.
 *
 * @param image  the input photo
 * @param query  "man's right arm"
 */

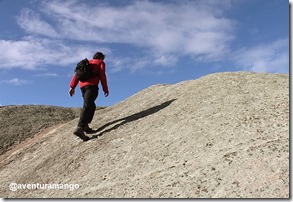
xmin=69 ymin=74 xmax=78 ymax=96
xmin=68 ymin=88 xmax=75 ymax=96
xmin=100 ymin=62 xmax=109 ymax=97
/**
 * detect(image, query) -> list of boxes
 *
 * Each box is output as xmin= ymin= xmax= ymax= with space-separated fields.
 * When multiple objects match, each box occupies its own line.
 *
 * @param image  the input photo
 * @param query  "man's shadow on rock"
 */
xmin=90 ymin=99 xmax=176 ymax=139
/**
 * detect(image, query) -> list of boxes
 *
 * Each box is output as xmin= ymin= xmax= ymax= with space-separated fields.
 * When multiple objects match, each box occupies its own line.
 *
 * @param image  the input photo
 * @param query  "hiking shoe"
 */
xmin=73 ymin=127 xmax=89 ymax=141
xmin=84 ymin=124 xmax=95 ymax=134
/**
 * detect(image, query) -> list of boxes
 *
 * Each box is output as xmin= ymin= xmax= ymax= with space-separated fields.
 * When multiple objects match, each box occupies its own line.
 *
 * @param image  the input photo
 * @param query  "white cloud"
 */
xmin=13 ymin=0 xmax=236 ymax=69
xmin=106 ymin=57 xmax=127 ymax=73
xmin=17 ymin=8 xmax=59 ymax=38
xmin=0 ymin=78 xmax=31 ymax=86
xmin=34 ymin=73 xmax=59 ymax=77
xmin=154 ymin=55 xmax=178 ymax=67
xmin=0 ymin=37 xmax=110 ymax=70
xmin=6 ymin=0 xmax=288 ymax=75
xmin=65 ymin=0 xmax=234 ymax=60
xmin=232 ymin=38 xmax=289 ymax=73
xmin=107 ymin=56 xmax=150 ymax=73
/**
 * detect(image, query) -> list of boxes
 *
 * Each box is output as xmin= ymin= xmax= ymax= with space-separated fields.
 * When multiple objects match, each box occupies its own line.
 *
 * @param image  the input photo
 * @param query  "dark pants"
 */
xmin=78 ymin=85 xmax=99 ymax=128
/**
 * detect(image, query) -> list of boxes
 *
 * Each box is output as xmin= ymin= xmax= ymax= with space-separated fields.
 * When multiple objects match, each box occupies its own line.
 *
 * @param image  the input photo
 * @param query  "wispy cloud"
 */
xmin=0 ymin=78 xmax=31 ymax=86
xmin=107 ymin=56 xmax=152 ymax=73
xmin=232 ymin=38 xmax=288 ymax=73
xmin=34 ymin=73 xmax=59 ymax=77
xmin=0 ymin=0 xmax=288 ymax=74
xmin=154 ymin=55 xmax=178 ymax=67
xmin=40 ymin=0 xmax=236 ymax=60
xmin=3 ymin=0 xmax=236 ymax=71
xmin=0 ymin=37 xmax=110 ymax=70
xmin=16 ymin=8 xmax=59 ymax=38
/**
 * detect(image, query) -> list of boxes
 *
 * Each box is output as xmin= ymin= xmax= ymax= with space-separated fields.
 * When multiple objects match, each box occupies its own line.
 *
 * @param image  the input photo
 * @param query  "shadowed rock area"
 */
xmin=0 ymin=105 xmax=80 ymax=155
xmin=0 ymin=72 xmax=289 ymax=198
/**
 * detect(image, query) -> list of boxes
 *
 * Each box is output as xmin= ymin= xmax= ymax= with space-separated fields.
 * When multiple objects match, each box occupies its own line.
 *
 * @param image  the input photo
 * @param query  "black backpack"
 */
xmin=74 ymin=58 xmax=98 ymax=81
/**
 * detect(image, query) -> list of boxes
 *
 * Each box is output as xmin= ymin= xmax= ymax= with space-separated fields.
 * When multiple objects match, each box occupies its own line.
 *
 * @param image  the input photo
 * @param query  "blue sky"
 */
xmin=0 ymin=0 xmax=289 ymax=107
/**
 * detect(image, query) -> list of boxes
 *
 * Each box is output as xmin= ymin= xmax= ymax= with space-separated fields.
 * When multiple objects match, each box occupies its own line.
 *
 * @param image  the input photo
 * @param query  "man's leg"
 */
xmin=74 ymin=86 xmax=98 ymax=141
xmin=78 ymin=85 xmax=98 ymax=128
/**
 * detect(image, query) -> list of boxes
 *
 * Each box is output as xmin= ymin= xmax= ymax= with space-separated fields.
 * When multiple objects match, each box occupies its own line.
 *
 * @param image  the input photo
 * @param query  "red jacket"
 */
xmin=70 ymin=59 xmax=109 ymax=93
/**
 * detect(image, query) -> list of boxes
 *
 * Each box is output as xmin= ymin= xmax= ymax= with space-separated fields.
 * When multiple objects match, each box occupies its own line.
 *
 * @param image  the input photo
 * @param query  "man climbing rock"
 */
xmin=68 ymin=51 xmax=109 ymax=141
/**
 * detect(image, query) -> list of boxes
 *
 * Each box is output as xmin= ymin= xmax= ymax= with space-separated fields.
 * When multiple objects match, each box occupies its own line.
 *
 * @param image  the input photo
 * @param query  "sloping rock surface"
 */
xmin=0 ymin=72 xmax=289 ymax=198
